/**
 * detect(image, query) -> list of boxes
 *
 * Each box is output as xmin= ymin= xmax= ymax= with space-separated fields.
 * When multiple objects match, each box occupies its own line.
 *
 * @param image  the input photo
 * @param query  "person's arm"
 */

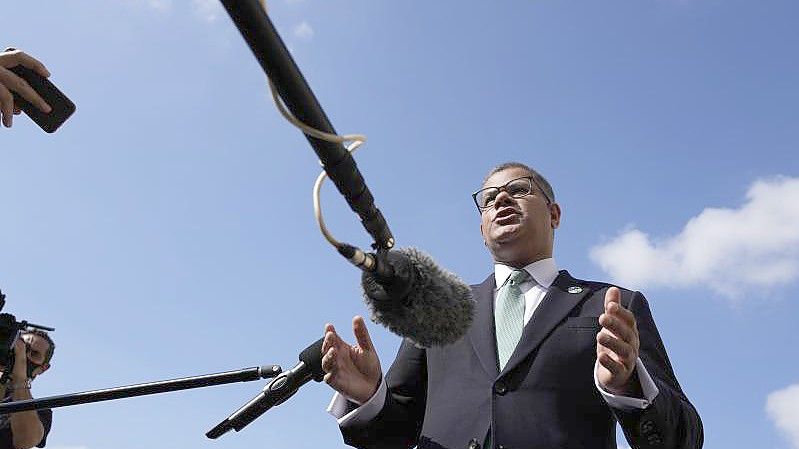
xmin=602 ymin=289 xmax=703 ymax=449
xmin=322 ymin=317 xmax=427 ymax=449
xmin=327 ymin=377 xmax=388 ymax=426
xmin=595 ymin=357 xmax=660 ymax=410
xmin=6 ymin=340 xmax=46 ymax=449
xmin=8 ymin=386 xmax=45 ymax=449
xmin=593 ymin=288 xmax=659 ymax=409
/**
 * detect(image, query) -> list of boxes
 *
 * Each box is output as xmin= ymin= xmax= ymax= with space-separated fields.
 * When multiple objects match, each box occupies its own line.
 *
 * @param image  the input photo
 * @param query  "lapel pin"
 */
xmin=567 ymin=286 xmax=583 ymax=294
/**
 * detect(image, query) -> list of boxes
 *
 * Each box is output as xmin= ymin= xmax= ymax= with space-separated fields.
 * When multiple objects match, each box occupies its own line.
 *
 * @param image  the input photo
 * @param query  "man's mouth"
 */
xmin=494 ymin=208 xmax=520 ymax=224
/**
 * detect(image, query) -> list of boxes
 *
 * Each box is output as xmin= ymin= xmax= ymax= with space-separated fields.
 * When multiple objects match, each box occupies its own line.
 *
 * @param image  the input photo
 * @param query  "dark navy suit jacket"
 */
xmin=341 ymin=271 xmax=703 ymax=449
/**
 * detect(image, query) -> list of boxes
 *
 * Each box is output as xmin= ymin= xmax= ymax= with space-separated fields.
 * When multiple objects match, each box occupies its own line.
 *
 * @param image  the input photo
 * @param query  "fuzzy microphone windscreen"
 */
xmin=361 ymin=247 xmax=474 ymax=348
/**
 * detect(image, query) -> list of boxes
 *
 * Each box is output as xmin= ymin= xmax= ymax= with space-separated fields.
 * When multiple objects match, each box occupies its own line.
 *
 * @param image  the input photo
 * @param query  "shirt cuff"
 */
xmin=594 ymin=358 xmax=659 ymax=410
xmin=326 ymin=377 xmax=388 ymax=427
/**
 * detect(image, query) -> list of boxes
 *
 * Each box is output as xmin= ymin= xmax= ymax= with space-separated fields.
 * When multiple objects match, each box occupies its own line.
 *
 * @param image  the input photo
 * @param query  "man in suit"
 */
xmin=322 ymin=162 xmax=703 ymax=449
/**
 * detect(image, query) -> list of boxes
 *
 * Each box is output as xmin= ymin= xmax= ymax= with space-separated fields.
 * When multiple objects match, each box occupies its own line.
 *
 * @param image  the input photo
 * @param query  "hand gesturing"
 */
xmin=596 ymin=287 xmax=641 ymax=396
xmin=322 ymin=316 xmax=382 ymax=404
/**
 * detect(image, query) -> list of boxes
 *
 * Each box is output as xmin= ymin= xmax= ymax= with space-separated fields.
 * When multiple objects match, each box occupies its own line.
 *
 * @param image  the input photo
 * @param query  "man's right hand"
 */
xmin=322 ymin=316 xmax=382 ymax=404
xmin=0 ymin=48 xmax=52 ymax=128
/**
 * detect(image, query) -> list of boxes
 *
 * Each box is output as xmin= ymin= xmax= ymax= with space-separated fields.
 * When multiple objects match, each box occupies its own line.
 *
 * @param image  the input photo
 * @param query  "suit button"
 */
xmin=467 ymin=438 xmax=480 ymax=449
xmin=493 ymin=382 xmax=508 ymax=395
xmin=498 ymin=445 xmax=507 ymax=449
xmin=640 ymin=419 xmax=655 ymax=434
xmin=647 ymin=433 xmax=663 ymax=445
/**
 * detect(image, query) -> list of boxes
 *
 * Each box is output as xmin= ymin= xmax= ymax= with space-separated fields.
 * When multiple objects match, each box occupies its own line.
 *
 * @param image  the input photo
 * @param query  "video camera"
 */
xmin=0 ymin=289 xmax=54 ymax=383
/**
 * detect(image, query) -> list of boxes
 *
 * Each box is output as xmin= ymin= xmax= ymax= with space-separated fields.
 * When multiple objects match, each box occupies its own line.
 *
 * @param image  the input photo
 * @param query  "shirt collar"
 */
xmin=494 ymin=257 xmax=559 ymax=289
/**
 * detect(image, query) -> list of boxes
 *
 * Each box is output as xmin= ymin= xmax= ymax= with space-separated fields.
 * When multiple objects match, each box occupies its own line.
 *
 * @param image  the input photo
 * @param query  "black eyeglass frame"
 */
xmin=471 ymin=176 xmax=553 ymax=212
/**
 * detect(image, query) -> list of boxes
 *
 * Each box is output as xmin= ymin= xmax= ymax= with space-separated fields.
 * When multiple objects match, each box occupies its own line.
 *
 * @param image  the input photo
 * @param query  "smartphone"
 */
xmin=9 ymin=65 xmax=76 ymax=133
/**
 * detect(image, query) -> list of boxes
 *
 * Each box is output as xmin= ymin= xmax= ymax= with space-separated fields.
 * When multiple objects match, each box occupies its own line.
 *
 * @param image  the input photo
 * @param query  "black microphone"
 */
xmin=206 ymin=338 xmax=325 ymax=439
xmin=352 ymin=247 xmax=475 ymax=348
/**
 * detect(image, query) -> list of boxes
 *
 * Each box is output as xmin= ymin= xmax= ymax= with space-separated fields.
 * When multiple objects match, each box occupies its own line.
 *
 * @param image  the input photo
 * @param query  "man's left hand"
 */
xmin=596 ymin=287 xmax=641 ymax=396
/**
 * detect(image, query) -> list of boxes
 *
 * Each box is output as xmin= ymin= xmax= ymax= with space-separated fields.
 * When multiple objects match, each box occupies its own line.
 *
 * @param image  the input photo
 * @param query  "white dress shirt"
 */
xmin=328 ymin=258 xmax=659 ymax=426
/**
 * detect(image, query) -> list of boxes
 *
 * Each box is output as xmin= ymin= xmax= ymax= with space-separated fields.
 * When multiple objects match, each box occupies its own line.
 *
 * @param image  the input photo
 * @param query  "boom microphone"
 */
xmin=358 ymin=247 xmax=474 ymax=348
xmin=218 ymin=2 xmax=475 ymax=347
xmin=218 ymin=0 xmax=393 ymax=249
xmin=206 ymin=338 xmax=325 ymax=438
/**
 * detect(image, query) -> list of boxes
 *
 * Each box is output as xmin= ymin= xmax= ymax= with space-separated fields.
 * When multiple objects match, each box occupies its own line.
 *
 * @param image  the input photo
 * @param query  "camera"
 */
xmin=0 ymin=289 xmax=54 ymax=383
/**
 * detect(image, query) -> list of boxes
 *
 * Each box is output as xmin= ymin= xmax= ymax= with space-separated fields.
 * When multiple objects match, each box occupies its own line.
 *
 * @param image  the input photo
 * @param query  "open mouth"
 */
xmin=494 ymin=208 xmax=520 ymax=223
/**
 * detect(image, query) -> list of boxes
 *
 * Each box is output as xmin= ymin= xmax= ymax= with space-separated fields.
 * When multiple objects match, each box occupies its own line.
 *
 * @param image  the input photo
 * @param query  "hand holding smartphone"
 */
xmin=0 ymin=48 xmax=75 ymax=133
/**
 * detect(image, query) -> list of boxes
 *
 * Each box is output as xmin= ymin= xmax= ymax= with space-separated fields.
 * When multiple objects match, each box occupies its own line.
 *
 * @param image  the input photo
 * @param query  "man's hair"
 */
xmin=483 ymin=162 xmax=556 ymax=203
xmin=22 ymin=329 xmax=55 ymax=365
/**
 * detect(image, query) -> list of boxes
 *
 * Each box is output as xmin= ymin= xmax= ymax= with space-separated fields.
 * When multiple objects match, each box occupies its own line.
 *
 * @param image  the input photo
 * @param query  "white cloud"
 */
xmin=293 ymin=21 xmax=315 ymax=40
xmin=590 ymin=176 xmax=799 ymax=299
xmin=147 ymin=0 xmax=172 ymax=12
xmin=133 ymin=0 xmax=224 ymax=23
xmin=193 ymin=0 xmax=224 ymax=23
xmin=767 ymin=383 xmax=799 ymax=448
xmin=123 ymin=0 xmax=171 ymax=13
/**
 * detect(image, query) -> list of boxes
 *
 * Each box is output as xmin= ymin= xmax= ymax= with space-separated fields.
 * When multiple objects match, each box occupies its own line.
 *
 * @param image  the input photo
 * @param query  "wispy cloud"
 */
xmin=590 ymin=176 xmax=799 ymax=299
xmin=134 ymin=0 xmax=223 ymax=23
xmin=767 ymin=383 xmax=799 ymax=448
xmin=193 ymin=0 xmax=224 ymax=23
xmin=146 ymin=0 xmax=172 ymax=12
xmin=293 ymin=21 xmax=315 ymax=40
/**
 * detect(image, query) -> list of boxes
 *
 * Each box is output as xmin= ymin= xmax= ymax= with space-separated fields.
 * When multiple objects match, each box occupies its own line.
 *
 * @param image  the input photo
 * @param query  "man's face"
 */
xmin=478 ymin=167 xmax=561 ymax=267
xmin=20 ymin=334 xmax=50 ymax=378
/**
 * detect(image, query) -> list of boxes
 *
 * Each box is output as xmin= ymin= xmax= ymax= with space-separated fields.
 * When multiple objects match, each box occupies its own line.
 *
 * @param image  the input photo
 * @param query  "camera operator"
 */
xmin=0 ymin=331 xmax=54 ymax=449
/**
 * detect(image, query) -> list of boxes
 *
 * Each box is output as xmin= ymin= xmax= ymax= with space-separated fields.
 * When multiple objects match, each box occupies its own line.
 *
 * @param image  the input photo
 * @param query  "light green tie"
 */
xmin=495 ymin=269 xmax=530 ymax=370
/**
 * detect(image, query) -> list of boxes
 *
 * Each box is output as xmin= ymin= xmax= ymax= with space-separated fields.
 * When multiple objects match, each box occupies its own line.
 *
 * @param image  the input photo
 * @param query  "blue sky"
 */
xmin=2 ymin=1 xmax=797 ymax=448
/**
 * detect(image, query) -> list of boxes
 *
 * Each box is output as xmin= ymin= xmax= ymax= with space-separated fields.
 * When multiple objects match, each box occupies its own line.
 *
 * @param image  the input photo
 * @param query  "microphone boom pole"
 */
xmin=218 ymin=1 xmax=475 ymax=348
xmin=219 ymin=0 xmax=394 ymax=250
xmin=0 ymin=365 xmax=282 ymax=413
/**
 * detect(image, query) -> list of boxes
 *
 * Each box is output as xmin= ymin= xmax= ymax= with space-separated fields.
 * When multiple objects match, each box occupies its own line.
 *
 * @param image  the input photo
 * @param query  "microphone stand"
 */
xmin=205 ymin=371 xmax=293 ymax=439
xmin=0 ymin=364 xmax=282 ymax=413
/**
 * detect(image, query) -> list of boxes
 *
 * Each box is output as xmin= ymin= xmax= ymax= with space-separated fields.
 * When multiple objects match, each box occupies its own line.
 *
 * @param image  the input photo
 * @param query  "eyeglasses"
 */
xmin=472 ymin=176 xmax=552 ymax=212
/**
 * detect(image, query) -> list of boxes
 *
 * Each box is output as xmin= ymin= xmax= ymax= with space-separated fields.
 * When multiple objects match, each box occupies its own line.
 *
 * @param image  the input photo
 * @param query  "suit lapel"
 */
xmin=499 ymin=270 xmax=589 ymax=377
xmin=467 ymin=274 xmax=499 ymax=378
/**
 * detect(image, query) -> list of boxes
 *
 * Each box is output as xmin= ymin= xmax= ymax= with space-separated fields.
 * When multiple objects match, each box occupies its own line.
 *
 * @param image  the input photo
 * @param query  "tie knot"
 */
xmin=508 ymin=269 xmax=530 ymax=286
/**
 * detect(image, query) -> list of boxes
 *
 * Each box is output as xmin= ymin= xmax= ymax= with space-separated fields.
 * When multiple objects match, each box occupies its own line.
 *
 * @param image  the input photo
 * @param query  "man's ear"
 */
xmin=550 ymin=203 xmax=562 ymax=229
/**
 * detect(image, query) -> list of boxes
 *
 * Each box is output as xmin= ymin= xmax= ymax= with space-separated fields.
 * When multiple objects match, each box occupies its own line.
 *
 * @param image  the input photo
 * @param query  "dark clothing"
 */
xmin=0 ymin=393 xmax=52 ymax=449
xmin=342 ymin=271 xmax=703 ymax=449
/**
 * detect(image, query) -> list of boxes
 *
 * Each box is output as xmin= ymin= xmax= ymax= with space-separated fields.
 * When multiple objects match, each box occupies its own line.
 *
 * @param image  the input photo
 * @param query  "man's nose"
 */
xmin=493 ymin=189 xmax=515 ymax=207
